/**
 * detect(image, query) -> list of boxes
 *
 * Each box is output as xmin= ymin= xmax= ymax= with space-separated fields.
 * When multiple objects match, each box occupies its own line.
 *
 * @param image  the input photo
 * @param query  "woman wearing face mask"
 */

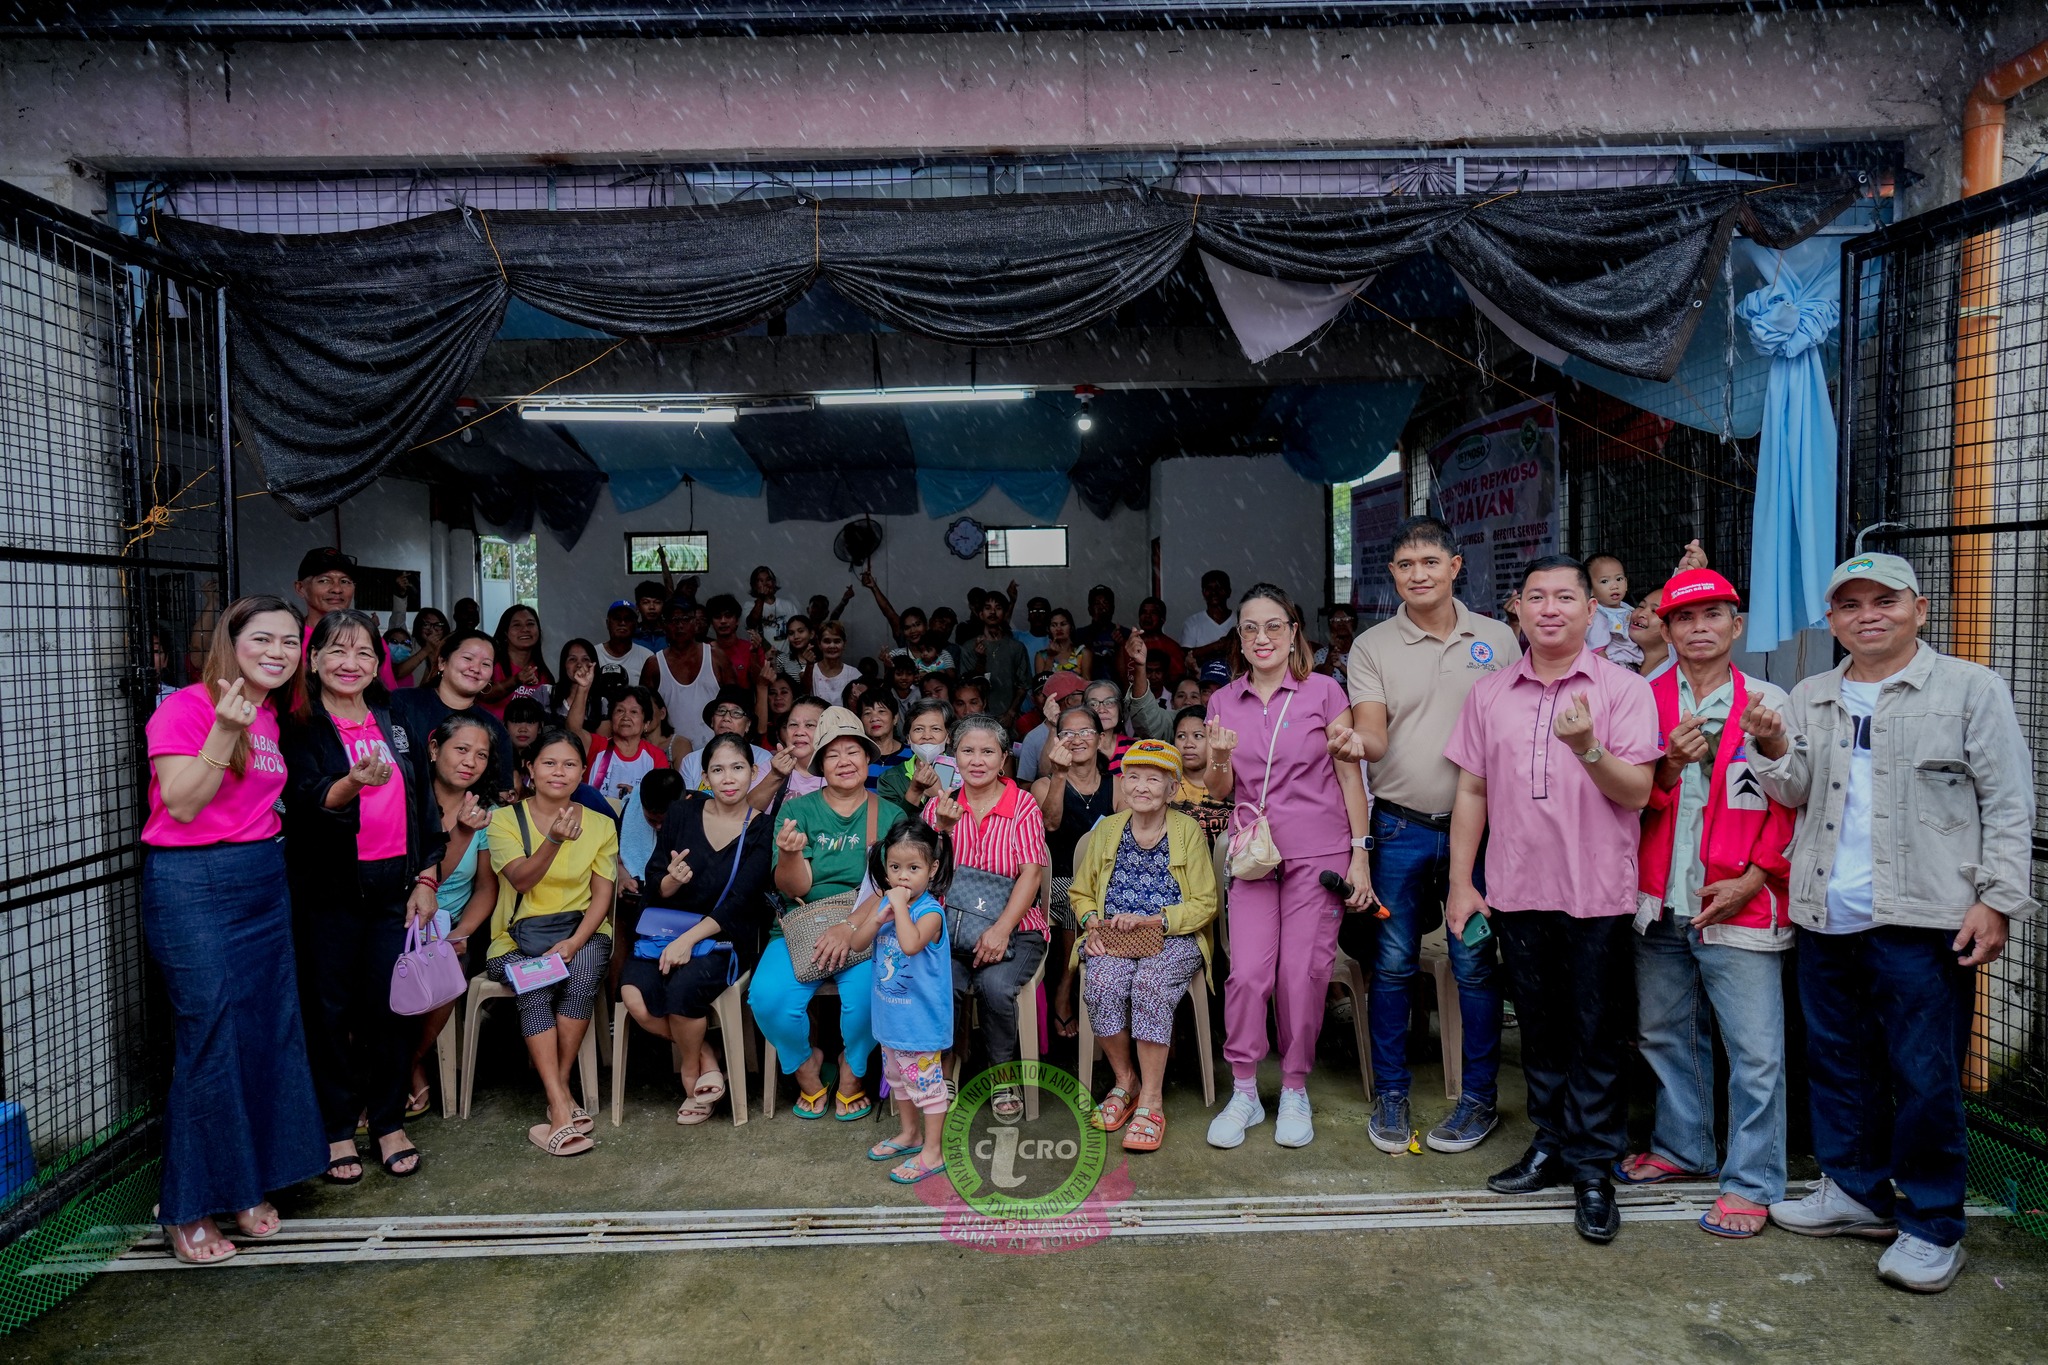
xmin=1030 ymin=704 xmax=1117 ymax=1039
xmin=923 ymin=714 xmax=1049 ymax=1122
xmin=1203 ymin=584 xmax=1374 ymax=1152
xmin=406 ymin=712 xmax=499 ymax=1117
xmin=879 ymin=698 xmax=960 ymax=817
xmin=142 ymin=595 xmax=325 ymax=1266
xmin=279 ymin=610 xmax=445 ymax=1186
xmin=480 ymin=605 xmax=552 ymax=717
xmin=625 ymin=734 xmax=776 ymax=1123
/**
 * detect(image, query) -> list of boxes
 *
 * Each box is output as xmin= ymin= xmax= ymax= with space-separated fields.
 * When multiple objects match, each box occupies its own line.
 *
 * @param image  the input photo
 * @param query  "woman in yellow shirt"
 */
xmin=484 ymin=725 xmax=617 ymax=1157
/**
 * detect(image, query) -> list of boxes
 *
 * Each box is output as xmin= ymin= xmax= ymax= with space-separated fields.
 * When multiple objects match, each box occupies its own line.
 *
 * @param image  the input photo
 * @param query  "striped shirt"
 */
xmin=924 ymin=779 xmax=1051 ymax=935
xmin=868 ymin=743 xmax=911 ymax=792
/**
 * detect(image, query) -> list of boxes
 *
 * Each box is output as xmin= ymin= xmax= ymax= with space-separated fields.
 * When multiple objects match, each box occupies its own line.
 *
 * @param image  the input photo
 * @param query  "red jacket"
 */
xmin=1637 ymin=667 xmax=1796 ymax=944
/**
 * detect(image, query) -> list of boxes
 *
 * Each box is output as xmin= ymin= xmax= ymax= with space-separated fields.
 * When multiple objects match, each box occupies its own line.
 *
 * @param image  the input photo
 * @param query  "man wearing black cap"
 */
xmin=294 ymin=547 xmax=398 ymax=691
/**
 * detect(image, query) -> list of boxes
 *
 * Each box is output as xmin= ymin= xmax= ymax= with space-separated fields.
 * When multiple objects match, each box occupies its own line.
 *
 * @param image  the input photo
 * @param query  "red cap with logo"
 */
xmin=1656 ymin=568 xmax=1741 ymax=618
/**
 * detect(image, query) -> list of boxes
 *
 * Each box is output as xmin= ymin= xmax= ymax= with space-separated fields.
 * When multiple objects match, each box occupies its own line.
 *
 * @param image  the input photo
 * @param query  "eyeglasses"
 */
xmin=1057 ymin=729 xmax=1099 ymax=742
xmin=1239 ymin=620 xmax=1293 ymax=639
xmin=711 ymin=706 xmax=749 ymax=720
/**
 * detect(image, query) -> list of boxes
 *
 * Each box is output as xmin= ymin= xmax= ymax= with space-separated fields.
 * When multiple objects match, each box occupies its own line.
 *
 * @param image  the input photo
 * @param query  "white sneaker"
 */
xmin=1274 ymin=1088 xmax=1314 ymax=1148
xmin=1878 ymin=1233 xmax=1967 ymax=1293
xmin=1206 ymin=1090 xmax=1266 ymax=1149
xmin=1768 ymin=1176 xmax=1897 ymax=1240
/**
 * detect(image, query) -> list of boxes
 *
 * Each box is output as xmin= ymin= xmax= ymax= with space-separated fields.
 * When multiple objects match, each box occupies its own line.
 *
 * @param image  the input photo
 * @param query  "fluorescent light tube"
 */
xmin=813 ymin=387 xmax=1031 ymax=407
xmin=520 ymin=404 xmax=738 ymax=424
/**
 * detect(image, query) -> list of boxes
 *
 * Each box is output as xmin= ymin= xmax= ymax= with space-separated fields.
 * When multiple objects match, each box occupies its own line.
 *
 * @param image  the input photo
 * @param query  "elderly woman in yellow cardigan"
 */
xmin=1069 ymin=738 xmax=1218 ymax=1153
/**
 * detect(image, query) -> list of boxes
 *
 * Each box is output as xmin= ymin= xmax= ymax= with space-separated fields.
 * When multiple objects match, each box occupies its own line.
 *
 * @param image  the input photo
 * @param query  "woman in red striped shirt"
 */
xmin=923 ymin=713 xmax=1049 ymax=1122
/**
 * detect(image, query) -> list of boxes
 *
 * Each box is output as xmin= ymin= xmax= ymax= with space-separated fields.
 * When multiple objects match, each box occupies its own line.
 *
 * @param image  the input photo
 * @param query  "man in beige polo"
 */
xmin=1329 ymin=514 xmax=1520 ymax=1156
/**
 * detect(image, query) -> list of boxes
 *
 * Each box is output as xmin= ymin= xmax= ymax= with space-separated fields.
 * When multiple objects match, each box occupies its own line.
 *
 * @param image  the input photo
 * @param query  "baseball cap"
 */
xmin=1825 ymin=552 xmax=1921 ymax=602
xmin=1655 ymin=568 xmax=1741 ymax=618
xmin=1119 ymin=738 xmax=1184 ymax=780
xmin=1039 ymin=672 xmax=1087 ymax=705
xmin=1199 ymin=660 xmax=1231 ymax=685
xmin=607 ymin=599 xmax=635 ymax=616
xmin=296 ymin=547 xmax=357 ymax=580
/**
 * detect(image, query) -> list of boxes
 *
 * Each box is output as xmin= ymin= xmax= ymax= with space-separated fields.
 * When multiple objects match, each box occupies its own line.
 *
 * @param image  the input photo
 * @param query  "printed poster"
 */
xmin=1348 ymin=472 xmax=1407 ymax=623
xmin=1427 ymin=397 xmax=1560 ymax=616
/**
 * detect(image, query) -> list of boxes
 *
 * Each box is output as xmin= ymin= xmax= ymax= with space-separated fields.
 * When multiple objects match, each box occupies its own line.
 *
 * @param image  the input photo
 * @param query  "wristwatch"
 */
xmin=1351 ymin=835 xmax=1375 ymax=852
xmin=1579 ymin=745 xmax=1605 ymax=765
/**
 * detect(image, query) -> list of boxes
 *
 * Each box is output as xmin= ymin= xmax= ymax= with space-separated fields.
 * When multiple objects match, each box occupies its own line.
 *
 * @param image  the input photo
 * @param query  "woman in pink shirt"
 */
xmin=280 ymin=610 xmax=444 ymax=1189
xmin=1202 ymin=584 xmax=1375 ymax=1151
xmin=142 ymin=595 xmax=326 ymax=1266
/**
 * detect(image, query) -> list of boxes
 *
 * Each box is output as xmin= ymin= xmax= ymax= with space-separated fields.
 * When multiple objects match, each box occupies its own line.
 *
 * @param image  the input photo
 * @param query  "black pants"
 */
xmin=296 ymin=856 xmax=414 ymax=1145
xmin=1494 ymin=910 xmax=1632 ymax=1185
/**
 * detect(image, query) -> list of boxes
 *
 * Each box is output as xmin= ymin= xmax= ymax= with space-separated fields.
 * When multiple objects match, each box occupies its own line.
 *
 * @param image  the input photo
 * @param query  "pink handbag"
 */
xmin=389 ymin=921 xmax=468 ymax=1016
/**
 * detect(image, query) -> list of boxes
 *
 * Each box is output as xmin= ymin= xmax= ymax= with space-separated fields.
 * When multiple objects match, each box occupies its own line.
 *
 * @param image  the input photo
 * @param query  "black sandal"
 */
xmin=381 ymin=1147 xmax=422 ymax=1179
xmin=324 ymin=1153 xmax=364 ymax=1186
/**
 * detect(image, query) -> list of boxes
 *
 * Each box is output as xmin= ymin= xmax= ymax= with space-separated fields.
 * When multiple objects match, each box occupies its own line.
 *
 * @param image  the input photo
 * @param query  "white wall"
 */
xmin=1151 ymin=454 xmax=1329 ymax=630
xmin=234 ymin=457 xmax=439 ymax=619
xmin=532 ymin=482 xmax=1152 ymax=663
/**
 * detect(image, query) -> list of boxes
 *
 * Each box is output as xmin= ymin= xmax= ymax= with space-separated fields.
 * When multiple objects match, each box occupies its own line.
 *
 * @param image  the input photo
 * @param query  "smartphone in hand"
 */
xmin=1461 ymin=913 xmax=1493 ymax=948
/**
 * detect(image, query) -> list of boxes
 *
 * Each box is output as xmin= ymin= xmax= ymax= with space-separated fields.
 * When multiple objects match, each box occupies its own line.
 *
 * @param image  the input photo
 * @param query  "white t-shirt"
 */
xmin=809 ymin=661 xmax=858 ymax=709
xmin=1179 ymin=609 xmax=1233 ymax=651
xmin=1820 ymin=678 xmax=1879 ymax=934
xmin=596 ymin=642 xmax=653 ymax=690
xmin=753 ymin=595 xmax=801 ymax=643
xmin=589 ymin=742 xmax=661 ymax=809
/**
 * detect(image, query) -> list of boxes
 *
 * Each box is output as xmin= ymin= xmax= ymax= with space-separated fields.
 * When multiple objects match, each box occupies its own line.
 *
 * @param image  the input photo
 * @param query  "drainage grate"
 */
xmin=42 ymin=1185 xmax=2014 ymax=1272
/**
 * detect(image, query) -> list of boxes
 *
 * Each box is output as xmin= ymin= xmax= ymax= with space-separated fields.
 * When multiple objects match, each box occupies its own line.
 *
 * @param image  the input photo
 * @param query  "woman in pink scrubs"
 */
xmin=1202 ymin=583 xmax=1374 ymax=1152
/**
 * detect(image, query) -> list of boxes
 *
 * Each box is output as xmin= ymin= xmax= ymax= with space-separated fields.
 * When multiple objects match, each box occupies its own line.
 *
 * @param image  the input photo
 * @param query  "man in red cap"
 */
xmin=1616 ymin=567 xmax=1798 ymax=1240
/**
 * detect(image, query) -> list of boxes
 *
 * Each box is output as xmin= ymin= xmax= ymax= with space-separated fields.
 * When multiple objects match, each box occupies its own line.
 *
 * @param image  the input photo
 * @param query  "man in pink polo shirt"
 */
xmin=1443 ymin=554 xmax=1660 ymax=1245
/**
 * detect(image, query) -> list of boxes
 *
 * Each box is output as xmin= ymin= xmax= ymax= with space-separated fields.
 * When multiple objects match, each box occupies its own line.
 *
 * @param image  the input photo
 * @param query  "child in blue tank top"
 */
xmin=866 ymin=818 xmax=953 ymax=1185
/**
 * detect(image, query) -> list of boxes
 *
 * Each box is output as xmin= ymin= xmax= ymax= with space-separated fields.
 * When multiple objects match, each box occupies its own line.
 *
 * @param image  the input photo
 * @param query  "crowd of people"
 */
xmin=140 ymin=528 xmax=2031 ymax=1295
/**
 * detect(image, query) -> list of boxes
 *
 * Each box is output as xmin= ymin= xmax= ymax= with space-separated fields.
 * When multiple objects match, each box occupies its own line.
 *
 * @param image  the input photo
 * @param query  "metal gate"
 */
xmin=0 ymin=182 xmax=234 ymax=1324
xmin=1840 ymin=167 xmax=2048 ymax=1238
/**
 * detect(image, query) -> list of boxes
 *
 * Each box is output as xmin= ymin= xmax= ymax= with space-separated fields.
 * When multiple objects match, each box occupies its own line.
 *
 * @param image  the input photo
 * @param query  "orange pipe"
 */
xmin=1953 ymin=38 xmax=2048 ymax=1093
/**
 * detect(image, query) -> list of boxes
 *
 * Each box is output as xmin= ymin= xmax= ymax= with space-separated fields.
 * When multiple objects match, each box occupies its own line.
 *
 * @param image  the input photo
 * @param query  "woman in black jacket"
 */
xmin=620 ymin=734 xmax=775 ymax=1124
xmin=280 ymin=610 xmax=445 ymax=1183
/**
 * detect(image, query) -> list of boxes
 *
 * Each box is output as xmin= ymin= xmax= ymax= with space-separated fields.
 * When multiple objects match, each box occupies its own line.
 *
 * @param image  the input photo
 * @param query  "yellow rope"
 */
xmin=407 ymin=338 xmax=630 ymax=452
xmin=478 ymin=208 xmax=510 ymax=284
xmin=1347 ymin=291 xmax=1749 ymax=493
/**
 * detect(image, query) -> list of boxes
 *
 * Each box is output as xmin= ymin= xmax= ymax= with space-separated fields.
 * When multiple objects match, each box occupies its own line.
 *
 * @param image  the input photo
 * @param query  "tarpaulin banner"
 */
xmin=1429 ymin=398 xmax=1560 ymax=617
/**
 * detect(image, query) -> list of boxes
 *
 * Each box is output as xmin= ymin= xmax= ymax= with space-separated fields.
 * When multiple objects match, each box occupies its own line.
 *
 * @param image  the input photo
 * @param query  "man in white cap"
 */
xmin=1747 ymin=552 xmax=2034 ymax=1293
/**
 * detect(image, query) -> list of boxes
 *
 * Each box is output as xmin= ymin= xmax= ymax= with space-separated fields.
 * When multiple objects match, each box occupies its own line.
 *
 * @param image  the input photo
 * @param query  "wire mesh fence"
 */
xmin=0 ymin=182 xmax=232 ymax=1328
xmin=1842 ymin=168 xmax=2048 ymax=1241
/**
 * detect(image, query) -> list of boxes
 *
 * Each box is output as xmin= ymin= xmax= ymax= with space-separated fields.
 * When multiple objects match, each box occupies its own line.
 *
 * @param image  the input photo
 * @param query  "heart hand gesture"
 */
xmin=1739 ymin=694 xmax=1788 ymax=759
xmin=347 ymin=752 xmax=393 ymax=787
xmin=1665 ymin=710 xmax=1712 ymax=767
xmin=214 ymin=678 xmax=257 ymax=733
xmin=1206 ymin=719 xmax=1239 ymax=762
xmin=1553 ymin=690 xmax=1597 ymax=756
xmin=1326 ymin=720 xmax=1368 ymax=763
xmin=929 ymin=788 xmax=964 ymax=833
xmin=666 ymin=848 xmax=693 ymax=886
xmin=776 ymin=818 xmax=808 ymax=856
xmin=770 ymin=743 xmax=798 ymax=777
xmin=547 ymin=803 xmax=583 ymax=845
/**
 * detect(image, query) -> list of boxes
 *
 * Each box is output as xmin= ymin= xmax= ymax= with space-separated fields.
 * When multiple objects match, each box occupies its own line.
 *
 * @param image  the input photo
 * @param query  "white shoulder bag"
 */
xmin=1226 ymin=689 xmax=1293 ymax=881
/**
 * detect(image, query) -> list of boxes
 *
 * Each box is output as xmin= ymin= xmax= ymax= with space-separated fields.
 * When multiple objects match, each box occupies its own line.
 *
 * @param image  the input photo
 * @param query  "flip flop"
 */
xmin=793 ymin=1087 xmax=830 ymax=1120
xmin=1091 ymin=1087 xmax=1134 ymax=1133
xmin=570 ymin=1107 xmax=596 ymax=1134
xmin=381 ymin=1146 xmax=423 ymax=1178
xmin=834 ymin=1089 xmax=873 ymax=1122
xmin=868 ymin=1139 xmax=923 ymax=1162
xmin=1123 ymin=1107 xmax=1165 ymax=1152
xmin=1699 ymin=1195 xmax=1767 ymax=1240
xmin=888 ymin=1157 xmax=949 ymax=1185
xmin=1614 ymin=1152 xmax=1713 ymax=1185
xmin=1051 ymin=1010 xmax=1079 ymax=1039
xmin=529 ymin=1122 xmax=594 ymax=1157
xmin=692 ymin=1070 xmax=727 ymax=1104
xmin=404 ymin=1088 xmax=432 ymax=1120
xmin=676 ymin=1097 xmax=715 ymax=1126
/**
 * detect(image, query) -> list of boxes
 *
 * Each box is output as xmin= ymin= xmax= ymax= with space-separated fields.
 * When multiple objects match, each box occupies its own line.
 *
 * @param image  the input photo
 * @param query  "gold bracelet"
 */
xmin=197 ymin=752 xmax=230 ymax=770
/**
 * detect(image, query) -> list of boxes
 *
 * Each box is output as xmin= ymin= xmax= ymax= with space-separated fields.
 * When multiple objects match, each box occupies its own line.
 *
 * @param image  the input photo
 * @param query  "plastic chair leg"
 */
xmin=1189 ymin=972 xmax=1217 ymax=1108
xmin=1427 ymin=951 xmax=1464 ymax=1100
xmin=715 ymin=976 xmax=751 ymax=1127
xmin=760 ymin=1036 xmax=779 ymax=1118
xmin=1019 ymin=957 xmax=1043 ymax=1123
xmin=457 ymin=983 xmax=495 ymax=1120
xmin=609 ymin=1006 xmax=630 ymax=1127
xmin=436 ymin=1005 xmax=461 ymax=1119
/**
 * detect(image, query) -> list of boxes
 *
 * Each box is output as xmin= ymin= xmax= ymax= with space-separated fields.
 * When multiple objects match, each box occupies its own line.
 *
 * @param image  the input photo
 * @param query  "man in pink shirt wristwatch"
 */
xmin=1442 ymin=555 xmax=1661 ymax=1245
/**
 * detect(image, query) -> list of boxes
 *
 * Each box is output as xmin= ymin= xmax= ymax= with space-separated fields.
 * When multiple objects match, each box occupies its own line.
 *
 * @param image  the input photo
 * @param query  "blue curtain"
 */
xmin=916 ymin=468 xmax=1072 ymax=521
xmin=567 ymin=422 xmax=764 ymax=513
xmin=1737 ymin=237 xmax=1842 ymax=652
xmin=1259 ymin=383 xmax=1422 ymax=483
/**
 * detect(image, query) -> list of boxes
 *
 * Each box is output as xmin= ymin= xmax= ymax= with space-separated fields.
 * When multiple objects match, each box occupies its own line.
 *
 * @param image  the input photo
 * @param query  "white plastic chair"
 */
xmin=609 ymin=969 xmax=754 ymax=1126
xmin=760 ymin=979 xmax=843 ymax=1119
xmin=456 ymin=973 xmax=601 ymax=1121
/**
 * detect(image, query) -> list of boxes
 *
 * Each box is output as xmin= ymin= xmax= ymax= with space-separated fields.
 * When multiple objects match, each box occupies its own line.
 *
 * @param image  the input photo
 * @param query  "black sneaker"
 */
xmin=1368 ymin=1091 xmax=1412 ymax=1154
xmin=1424 ymin=1095 xmax=1499 ymax=1154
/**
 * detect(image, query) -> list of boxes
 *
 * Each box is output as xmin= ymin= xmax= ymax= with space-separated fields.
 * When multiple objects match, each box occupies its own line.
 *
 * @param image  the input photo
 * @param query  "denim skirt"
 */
xmin=142 ymin=838 xmax=326 ymax=1225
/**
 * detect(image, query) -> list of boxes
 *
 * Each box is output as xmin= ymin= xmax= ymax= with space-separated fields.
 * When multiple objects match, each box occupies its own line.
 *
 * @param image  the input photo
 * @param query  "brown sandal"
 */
xmin=529 ymin=1122 xmax=594 ymax=1157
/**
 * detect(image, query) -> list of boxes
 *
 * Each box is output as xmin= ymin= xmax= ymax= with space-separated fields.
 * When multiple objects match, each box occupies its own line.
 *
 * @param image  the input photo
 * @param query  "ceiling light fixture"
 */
xmin=813 ymin=386 xmax=1032 ymax=407
xmin=1073 ymin=383 xmax=1101 ymax=433
xmin=519 ymin=402 xmax=739 ymax=424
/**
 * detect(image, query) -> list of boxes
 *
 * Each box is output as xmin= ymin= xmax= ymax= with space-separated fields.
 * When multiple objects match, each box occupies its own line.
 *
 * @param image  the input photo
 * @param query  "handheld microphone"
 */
xmin=1320 ymin=870 xmax=1389 ymax=918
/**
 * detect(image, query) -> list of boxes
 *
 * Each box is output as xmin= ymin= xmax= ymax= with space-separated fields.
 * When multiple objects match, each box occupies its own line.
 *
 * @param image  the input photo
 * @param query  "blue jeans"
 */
xmin=1364 ymin=808 xmax=1501 ymax=1107
xmin=747 ymin=937 xmax=877 ymax=1078
xmin=1797 ymin=925 xmax=1974 ymax=1246
xmin=1634 ymin=913 xmax=1787 ymax=1203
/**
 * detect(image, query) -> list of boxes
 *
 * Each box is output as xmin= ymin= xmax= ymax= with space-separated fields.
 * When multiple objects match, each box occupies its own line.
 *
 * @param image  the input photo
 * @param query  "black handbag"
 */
xmin=505 ymin=802 xmax=588 ymax=957
xmin=946 ymin=865 xmax=1020 ymax=964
